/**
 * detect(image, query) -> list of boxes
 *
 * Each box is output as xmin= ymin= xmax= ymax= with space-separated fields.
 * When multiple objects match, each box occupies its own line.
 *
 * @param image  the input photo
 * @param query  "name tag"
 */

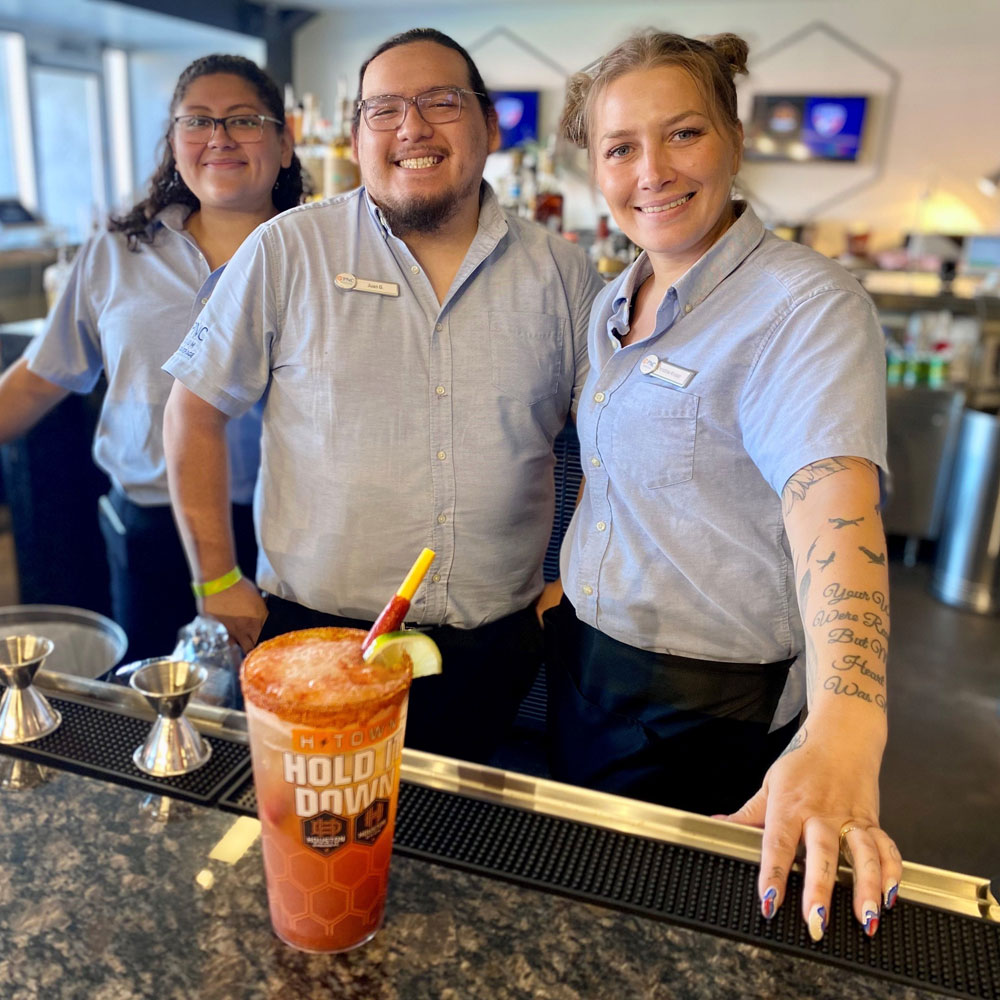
xmin=335 ymin=272 xmax=399 ymax=297
xmin=639 ymin=354 xmax=697 ymax=388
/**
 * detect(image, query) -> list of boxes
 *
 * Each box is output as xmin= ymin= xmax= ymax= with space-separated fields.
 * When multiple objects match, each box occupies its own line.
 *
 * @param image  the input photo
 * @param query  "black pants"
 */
xmin=98 ymin=489 xmax=257 ymax=663
xmin=259 ymin=596 xmax=543 ymax=766
xmin=543 ymin=597 xmax=800 ymax=815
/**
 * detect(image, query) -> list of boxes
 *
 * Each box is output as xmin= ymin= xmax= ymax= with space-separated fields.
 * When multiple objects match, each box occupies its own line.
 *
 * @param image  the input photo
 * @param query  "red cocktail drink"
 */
xmin=241 ymin=627 xmax=410 ymax=952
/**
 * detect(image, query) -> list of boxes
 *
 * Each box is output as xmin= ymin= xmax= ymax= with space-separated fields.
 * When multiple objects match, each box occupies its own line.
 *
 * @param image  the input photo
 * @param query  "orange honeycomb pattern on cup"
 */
xmin=262 ymin=800 xmax=397 ymax=953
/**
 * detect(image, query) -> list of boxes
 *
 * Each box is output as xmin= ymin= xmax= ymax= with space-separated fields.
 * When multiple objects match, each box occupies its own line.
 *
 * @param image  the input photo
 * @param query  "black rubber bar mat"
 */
xmin=7 ymin=696 xmax=997 ymax=999
xmin=0 ymin=697 xmax=251 ymax=803
xmin=219 ymin=774 xmax=999 ymax=1000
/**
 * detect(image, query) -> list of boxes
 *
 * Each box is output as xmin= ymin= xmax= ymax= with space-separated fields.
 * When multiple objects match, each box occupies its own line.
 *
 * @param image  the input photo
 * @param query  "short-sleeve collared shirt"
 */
xmin=25 ymin=205 xmax=261 ymax=505
xmin=562 ymin=202 xmax=887 ymax=673
xmin=164 ymin=184 xmax=602 ymax=627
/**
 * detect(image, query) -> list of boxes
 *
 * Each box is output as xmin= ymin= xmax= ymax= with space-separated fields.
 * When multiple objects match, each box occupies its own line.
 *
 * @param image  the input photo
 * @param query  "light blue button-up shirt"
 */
xmin=165 ymin=184 xmax=602 ymax=628
xmin=26 ymin=205 xmax=260 ymax=506
xmin=562 ymin=202 xmax=886 ymax=719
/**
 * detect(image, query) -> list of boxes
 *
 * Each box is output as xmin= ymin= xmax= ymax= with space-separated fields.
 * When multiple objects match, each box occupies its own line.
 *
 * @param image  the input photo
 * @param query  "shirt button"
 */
xmin=581 ymin=584 xmax=594 ymax=596
xmin=410 ymin=265 xmax=420 ymax=274
xmin=200 ymin=297 xmax=209 ymax=305
xmin=435 ymin=323 xmax=443 ymax=332
xmin=590 ymin=456 xmax=600 ymax=467
xmin=593 ymin=391 xmax=606 ymax=403
xmin=684 ymin=303 xmax=692 ymax=314
xmin=431 ymin=573 xmax=441 ymax=583
xmin=596 ymin=521 xmax=607 ymax=531
xmin=437 ymin=513 xmax=447 ymax=524
xmin=436 ymin=450 xmax=447 ymax=461
xmin=435 ymin=385 xmax=446 ymax=396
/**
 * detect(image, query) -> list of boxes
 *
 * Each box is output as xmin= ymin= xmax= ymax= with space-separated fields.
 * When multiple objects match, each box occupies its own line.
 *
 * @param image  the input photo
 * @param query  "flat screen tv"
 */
xmin=961 ymin=234 xmax=1000 ymax=275
xmin=490 ymin=90 xmax=539 ymax=149
xmin=743 ymin=94 xmax=869 ymax=163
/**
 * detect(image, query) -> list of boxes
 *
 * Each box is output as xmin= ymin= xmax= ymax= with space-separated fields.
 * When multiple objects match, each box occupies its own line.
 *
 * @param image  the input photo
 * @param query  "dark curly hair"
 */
xmin=109 ymin=54 xmax=309 ymax=249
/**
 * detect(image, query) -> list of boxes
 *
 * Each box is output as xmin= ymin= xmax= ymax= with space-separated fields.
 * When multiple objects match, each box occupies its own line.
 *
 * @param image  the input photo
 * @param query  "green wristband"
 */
xmin=191 ymin=565 xmax=243 ymax=598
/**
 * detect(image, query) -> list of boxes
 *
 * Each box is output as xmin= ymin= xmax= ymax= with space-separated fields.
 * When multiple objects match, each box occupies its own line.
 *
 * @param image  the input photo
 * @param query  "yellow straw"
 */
xmin=397 ymin=548 xmax=436 ymax=601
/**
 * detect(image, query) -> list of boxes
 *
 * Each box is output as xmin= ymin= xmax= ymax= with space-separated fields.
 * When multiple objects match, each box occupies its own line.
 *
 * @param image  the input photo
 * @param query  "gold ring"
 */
xmin=839 ymin=822 xmax=867 ymax=842
xmin=839 ymin=821 xmax=868 ymax=860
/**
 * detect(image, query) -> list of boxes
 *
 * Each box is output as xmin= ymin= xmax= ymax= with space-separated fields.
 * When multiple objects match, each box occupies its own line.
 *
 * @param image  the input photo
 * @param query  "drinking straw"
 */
xmin=361 ymin=548 xmax=436 ymax=652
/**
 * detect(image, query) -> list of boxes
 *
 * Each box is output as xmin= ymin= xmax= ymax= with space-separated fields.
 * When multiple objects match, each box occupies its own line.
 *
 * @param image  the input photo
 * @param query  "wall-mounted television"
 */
xmin=961 ymin=234 xmax=1000 ymax=275
xmin=489 ymin=90 xmax=539 ymax=149
xmin=743 ymin=94 xmax=870 ymax=163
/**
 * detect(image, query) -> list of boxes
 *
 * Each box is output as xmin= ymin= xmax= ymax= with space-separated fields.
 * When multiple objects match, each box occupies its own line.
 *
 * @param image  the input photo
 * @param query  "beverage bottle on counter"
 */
xmin=325 ymin=89 xmax=361 ymax=196
xmin=293 ymin=91 xmax=330 ymax=199
xmin=591 ymin=215 xmax=626 ymax=280
xmin=498 ymin=149 xmax=525 ymax=213
xmin=518 ymin=150 xmax=537 ymax=220
xmin=926 ymin=342 xmax=952 ymax=389
xmin=533 ymin=148 xmax=564 ymax=233
xmin=289 ymin=100 xmax=304 ymax=146
xmin=301 ymin=93 xmax=319 ymax=145
xmin=885 ymin=342 xmax=905 ymax=386
xmin=589 ymin=215 xmax=611 ymax=265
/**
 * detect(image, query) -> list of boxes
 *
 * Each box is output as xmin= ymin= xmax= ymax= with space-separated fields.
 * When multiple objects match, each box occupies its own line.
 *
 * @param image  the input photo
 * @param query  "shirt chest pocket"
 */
xmin=489 ymin=311 xmax=565 ymax=406
xmin=610 ymin=381 xmax=699 ymax=489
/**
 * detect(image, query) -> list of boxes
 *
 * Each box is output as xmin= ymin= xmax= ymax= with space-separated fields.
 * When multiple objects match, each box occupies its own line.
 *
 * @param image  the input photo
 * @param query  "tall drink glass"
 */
xmin=241 ymin=627 xmax=410 ymax=952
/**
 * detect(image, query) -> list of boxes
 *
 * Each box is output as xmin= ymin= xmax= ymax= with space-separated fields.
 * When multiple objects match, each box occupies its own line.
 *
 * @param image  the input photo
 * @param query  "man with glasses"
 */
xmin=163 ymin=28 xmax=602 ymax=763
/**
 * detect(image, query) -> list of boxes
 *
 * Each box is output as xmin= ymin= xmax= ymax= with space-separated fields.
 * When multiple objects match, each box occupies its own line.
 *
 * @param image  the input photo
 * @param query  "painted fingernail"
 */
xmin=808 ymin=904 xmax=827 ymax=942
xmin=761 ymin=886 xmax=778 ymax=920
xmin=884 ymin=882 xmax=899 ymax=910
xmin=863 ymin=900 xmax=880 ymax=937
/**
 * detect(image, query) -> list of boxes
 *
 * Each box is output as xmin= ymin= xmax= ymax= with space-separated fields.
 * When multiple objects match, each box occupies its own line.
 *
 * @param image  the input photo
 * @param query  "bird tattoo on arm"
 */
xmin=829 ymin=516 xmax=864 ymax=529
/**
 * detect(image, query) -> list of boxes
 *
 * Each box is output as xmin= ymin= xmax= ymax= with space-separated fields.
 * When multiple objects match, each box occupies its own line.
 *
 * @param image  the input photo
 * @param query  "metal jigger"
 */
xmin=0 ymin=634 xmax=61 ymax=744
xmin=129 ymin=659 xmax=212 ymax=777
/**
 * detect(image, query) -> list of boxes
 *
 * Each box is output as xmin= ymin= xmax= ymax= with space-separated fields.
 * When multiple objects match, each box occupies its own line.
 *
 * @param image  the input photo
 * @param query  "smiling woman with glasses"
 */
xmin=0 ymin=54 xmax=309 ymax=664
xmin=357 ymin=87 xmax=486 ymax=131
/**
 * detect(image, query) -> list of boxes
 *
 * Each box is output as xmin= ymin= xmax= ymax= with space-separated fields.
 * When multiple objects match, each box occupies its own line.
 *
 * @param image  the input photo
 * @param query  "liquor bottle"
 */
xmin=289 ymin=100 xmax=304 ymax=146
xmin=519 ymin=149 xmax=537 ymax=220
xmin=498 ymin=149 xmax=525 ymax=213
xmin=591 ymin=215 xmax=626 ymax=280
xmin=325 ymin=90 xmax=361 ymax=196
xmin=533 ymin=149 xmax=563 ymax=232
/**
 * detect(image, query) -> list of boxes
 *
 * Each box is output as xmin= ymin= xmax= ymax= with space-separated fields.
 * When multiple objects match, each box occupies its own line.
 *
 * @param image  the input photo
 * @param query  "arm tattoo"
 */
xmin=782 ymin=458 xmax=850 ymax=514
xmin=829 ymin=516 xmax=864 ymax=529
xmin=858 ymin=545 xmax=886 ymax=565
xmin=817 ymin=551 xmax=835 ymax=570
xmin=805 ymin=536 xmax=819 ymax=564
xmin=778 ymin=726 xmax=808 ymax=760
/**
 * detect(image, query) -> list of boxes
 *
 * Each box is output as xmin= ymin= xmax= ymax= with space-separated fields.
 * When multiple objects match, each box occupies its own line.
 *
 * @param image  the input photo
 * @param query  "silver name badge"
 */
xmin=639 ymin=353 xmax=696 ymax=388
xmin=335 ymin=272 xmax=400 ymax=297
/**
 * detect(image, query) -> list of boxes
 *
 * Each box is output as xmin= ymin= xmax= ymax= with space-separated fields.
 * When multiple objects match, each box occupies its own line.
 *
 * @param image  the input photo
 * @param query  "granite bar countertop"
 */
xmin=0 ymin=762 xmax=957 ymax=1000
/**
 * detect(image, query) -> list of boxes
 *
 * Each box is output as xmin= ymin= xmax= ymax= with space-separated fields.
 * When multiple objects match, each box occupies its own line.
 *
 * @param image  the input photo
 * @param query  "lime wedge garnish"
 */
xmin=362 ymin=630 xmax=442 ymax=678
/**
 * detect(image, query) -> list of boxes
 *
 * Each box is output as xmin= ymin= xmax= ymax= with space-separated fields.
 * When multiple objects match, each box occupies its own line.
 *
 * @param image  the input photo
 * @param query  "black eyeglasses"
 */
xmin=356 ymin=87 xmax=485 ymax=131
xmin=172 ymin=114 xmax=282 ymax=144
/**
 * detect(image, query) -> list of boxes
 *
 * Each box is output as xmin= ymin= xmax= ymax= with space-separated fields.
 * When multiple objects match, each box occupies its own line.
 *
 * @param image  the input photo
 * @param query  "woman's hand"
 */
xmin=200 ymin=576 xmax=267 ymax=653
xmin=535 ymin=579 xmax=564 ymax=626
xmin=727 ymin=716 xmax=901 ymax=940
